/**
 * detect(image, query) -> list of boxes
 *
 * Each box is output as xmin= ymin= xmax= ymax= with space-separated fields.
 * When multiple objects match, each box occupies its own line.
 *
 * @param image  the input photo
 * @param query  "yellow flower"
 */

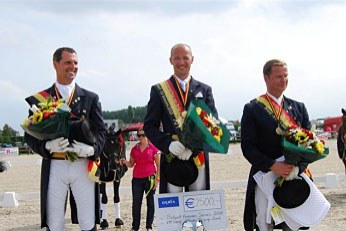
xmin=294 ymin=131 xmax=309 ymax=144
xmin=313 ymin=141 xmax=325 ymax=154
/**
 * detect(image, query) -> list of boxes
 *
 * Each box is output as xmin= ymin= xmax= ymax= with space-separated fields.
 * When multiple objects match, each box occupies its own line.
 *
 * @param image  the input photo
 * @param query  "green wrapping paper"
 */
xmin=180 ymin=100 xmax=231 ymax=154
xmin=282 ymin=137 xmax=329 ymax=164
xmin=21 ymin=107 xmax=71 ymax=140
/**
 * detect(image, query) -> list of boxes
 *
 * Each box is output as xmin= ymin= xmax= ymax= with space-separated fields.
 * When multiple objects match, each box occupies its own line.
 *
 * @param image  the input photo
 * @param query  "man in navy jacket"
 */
xmin=144 ymin=43 xmax=217 ymax=193
xmin=25 ymin=47 xmax=107 ymax=231
xmin=241 ymin=59 xmax=311 ymax=231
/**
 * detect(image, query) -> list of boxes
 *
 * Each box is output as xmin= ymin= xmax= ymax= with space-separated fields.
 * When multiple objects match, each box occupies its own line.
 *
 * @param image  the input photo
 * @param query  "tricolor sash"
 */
xmin=256 ymin=94 xmax=298 ymax=129
xmin=25 ymin=90 xmax=53 ymax=106
xmin=155 ymin=79 xmax=205 ymax=167
xmin=156 ymin=79 xmax=185 ymax=137
xmin=26 ymin=88 xmax=76 ymax=118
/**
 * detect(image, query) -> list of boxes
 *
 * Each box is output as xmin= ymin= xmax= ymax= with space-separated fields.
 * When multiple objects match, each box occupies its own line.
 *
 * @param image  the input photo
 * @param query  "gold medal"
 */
xmin=276 ymin=126 xmax=283 ymax=135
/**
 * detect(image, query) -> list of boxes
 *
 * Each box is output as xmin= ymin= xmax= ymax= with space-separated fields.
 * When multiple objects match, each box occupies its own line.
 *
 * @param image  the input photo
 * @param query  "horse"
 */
xmin=98 ymin=126 xmax=128 ymax=230
xmin=337 ymin=108 xmax=346 ymax=174
xmin=0 ymin=160 xmax=8 ymax=172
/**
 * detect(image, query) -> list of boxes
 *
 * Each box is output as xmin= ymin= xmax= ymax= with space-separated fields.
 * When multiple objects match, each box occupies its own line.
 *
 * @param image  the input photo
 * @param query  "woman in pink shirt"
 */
xmin=125 ymin=128 xmax=160 ymax=231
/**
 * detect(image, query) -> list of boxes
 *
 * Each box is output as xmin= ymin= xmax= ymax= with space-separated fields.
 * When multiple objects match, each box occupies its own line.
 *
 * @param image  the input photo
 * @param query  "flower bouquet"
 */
xmin=283 ymin=125 xmax=329 ymax=164
xmin=275 ymin=125 xmax=329 ymax=186
xmin=21 ymin=97 xmax=71 ymax=141
xmin=179 ymin=100 xmax=230 ymax=154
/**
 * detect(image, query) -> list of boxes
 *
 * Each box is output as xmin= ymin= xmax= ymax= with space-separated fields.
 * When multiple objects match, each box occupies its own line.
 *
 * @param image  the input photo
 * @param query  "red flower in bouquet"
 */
xmin=196 ymin=106 xmax=223 ymax=142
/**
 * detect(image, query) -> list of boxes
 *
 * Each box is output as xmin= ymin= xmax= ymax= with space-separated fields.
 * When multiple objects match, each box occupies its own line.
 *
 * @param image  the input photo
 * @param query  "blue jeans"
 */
xmin=131 ymin=177 xmax=155 ymax=230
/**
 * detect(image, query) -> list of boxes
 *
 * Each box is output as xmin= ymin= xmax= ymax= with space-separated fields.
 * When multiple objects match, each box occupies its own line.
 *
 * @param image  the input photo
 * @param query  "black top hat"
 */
xmin=69 ymin=119 xmax=98 ymax=145
xmin=163 ymin=157 xmax=198 ymax=187
xmin=273 ymin=177 xmax=310 ymax=209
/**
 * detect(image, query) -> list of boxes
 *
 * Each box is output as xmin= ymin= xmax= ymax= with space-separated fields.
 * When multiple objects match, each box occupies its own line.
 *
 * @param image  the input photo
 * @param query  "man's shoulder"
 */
xmin=190 ymin=77 xmax=211 ymax=89
xmin=76 ymin=84 xmax=98 ymax=98
xmin=246 ymin=98 xmax=258 ymax=106
xmin=284 ymin=96 xmax=305 ymax=106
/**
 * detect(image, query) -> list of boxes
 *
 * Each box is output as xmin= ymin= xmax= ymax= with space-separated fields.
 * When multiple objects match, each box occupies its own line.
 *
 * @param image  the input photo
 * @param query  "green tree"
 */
xmin=2 ymin=124 xmax=12 ymax=137
xmin=103 ymin=105 xmax=147 ymax=124
xmin=3 ymin=136 xmax=11 ymax=144
xmin=128 ymin=105 xmax=134 ymax=123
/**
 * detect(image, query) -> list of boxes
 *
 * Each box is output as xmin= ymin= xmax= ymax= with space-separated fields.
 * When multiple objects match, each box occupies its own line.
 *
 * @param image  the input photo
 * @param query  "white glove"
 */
xmin=70 ymin=140 xmax=94 ymax=158
xmin=169 ymin=141 xmax=192 ymax=160
xmin=45 ymin=137 xmax=70 ymax=153
xmin=285 ymin=166 xmax=299 ymax=181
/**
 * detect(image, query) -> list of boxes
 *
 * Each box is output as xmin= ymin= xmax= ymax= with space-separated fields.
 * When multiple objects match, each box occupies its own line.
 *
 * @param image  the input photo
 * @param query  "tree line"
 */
xmin=102 ymin=105 xmax=147 ymax=127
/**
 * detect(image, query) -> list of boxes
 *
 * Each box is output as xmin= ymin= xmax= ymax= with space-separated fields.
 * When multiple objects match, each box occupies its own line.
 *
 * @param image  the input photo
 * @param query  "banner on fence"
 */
xmin=0 ymin=147 xmax=19 ymax=156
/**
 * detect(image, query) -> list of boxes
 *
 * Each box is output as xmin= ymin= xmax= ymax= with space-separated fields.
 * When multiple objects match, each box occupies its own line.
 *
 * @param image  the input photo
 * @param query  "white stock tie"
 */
xmin=180 ymin=81 xmax=186 ymax=92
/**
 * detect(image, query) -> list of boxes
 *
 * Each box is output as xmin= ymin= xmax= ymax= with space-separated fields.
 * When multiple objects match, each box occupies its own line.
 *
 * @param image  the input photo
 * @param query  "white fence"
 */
xmin=1 ymin=174 xmax=345 ymax=208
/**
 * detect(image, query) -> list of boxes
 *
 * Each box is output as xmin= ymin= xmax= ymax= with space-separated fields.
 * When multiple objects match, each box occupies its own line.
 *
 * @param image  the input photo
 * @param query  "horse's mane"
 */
xmin=341 ymin=108 xmax=346 ymax=141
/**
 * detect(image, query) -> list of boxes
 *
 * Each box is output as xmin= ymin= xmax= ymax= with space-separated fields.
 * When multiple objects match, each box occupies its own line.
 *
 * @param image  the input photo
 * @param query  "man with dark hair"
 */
xmin=24 ymin=47 xmax=107 ymax=231
xmin=241 ymin=59 xmax=311 ymax=231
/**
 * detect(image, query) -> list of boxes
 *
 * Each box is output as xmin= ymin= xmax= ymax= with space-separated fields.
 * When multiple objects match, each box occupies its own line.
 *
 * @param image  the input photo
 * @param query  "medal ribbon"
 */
xmin=54 ymin=83 xmax=76 ymax=106
xmin=265 ymin=94 xmax=283 ymax=123
xmin=173 ymin=76 xmax=189 ymax=106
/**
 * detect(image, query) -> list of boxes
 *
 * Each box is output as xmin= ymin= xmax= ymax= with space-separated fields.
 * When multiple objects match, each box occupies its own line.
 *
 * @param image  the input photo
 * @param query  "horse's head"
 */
xmin=342 ymin=108 xmax=346 ymax=128
xmin=103 ymin=128 xmax=124 ymax=170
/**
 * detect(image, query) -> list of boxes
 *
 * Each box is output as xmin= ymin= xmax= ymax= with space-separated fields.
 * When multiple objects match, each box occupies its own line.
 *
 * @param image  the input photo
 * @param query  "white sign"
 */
xmin=154 ymin=189 xmax=228 ymax=231
xmin=0 ymin=147 xmax=19 ymax=156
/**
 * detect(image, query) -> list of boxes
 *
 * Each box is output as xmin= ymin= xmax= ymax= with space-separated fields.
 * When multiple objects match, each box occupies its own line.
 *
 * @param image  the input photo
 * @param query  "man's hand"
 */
xmin=70 ymin=140 xmax=94 ymax=158
xmin=270 ymin=161 xmax=295 ymax=178
xmin=169 ymin=141 xmax=192 ymax=160
xmin=45 ymin=137 xmax=70 ymax=153
xmin=285 ymin=166 xmax=299 ymax=180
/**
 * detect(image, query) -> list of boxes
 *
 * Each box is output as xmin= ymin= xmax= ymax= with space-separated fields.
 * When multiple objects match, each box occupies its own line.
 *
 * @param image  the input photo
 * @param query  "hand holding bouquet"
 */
xmin=275 ymin=125 xmax=329 ymax=187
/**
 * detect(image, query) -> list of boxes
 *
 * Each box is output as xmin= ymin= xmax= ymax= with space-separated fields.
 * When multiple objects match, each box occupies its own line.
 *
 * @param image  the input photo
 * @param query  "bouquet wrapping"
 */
xmin=282 ymin=137 xmax=329 ymax=165
xmin=180 ymin=100 xmax=230 ymax=154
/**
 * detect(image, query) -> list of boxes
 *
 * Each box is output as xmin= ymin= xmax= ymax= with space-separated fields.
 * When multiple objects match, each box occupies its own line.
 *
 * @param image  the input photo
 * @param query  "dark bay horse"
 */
xmin=99 ymin=126 xmax=127 ymax=229
xmin=337 ymin=108 xmax=346 ymax=174
xmin=0 ymin=161 xmax=8 ymax=172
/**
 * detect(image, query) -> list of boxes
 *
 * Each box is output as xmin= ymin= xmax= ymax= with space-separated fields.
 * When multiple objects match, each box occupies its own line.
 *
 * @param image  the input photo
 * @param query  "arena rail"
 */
xmin=1 ymin=174 xmax=345 ymax=208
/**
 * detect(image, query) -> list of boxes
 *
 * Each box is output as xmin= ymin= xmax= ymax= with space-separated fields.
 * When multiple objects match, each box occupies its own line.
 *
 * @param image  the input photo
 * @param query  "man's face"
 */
xmin=264 ymin=65 xmax=288 ymax=98
xmin=53 ymin=51 xmax=78 ymax=85
xmin=169 ymin=45 xmax=194 ymax=80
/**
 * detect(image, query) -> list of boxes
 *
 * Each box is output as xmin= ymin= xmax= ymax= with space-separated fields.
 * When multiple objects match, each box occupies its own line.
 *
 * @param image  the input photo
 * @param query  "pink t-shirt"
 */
xmin=130 ymin=142 xmax=159 ymax=178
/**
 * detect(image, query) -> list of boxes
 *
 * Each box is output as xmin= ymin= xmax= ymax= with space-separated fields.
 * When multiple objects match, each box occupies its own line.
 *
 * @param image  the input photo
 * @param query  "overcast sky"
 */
xmin=1 ymin=0 xmax=346 ymax=134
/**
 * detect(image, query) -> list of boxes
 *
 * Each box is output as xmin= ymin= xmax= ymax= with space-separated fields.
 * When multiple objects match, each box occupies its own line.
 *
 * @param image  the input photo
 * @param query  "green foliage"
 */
xmin=103 ymin=105 xmax=147 ymax=123
xmin=233 ymin=120 xmax=240 ymax=131
xmin=2 ymin=124 xmax=12 ymax=137
xmin=3 ymin=136 xmax=11 ymax=144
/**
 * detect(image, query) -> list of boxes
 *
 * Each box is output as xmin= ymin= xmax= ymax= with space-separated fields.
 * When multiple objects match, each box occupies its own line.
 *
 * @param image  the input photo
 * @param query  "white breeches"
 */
xmin=255 ymin=185 xmax=273 ymax=231
xmin=167 ymin=166 xmax=206 ymax=193
xmin=47 ymin=159 xmax=95 ymax=231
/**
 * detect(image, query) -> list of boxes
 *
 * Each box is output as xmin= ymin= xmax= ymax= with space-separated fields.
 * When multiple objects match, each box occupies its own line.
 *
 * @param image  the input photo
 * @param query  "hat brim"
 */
xmin=163 ymin=158 xmax=198 ymax=187
xmin=69 ymin=119 xmax=98 ymax=145
xmin=273 ymin=177 xmax=310 ymax=208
